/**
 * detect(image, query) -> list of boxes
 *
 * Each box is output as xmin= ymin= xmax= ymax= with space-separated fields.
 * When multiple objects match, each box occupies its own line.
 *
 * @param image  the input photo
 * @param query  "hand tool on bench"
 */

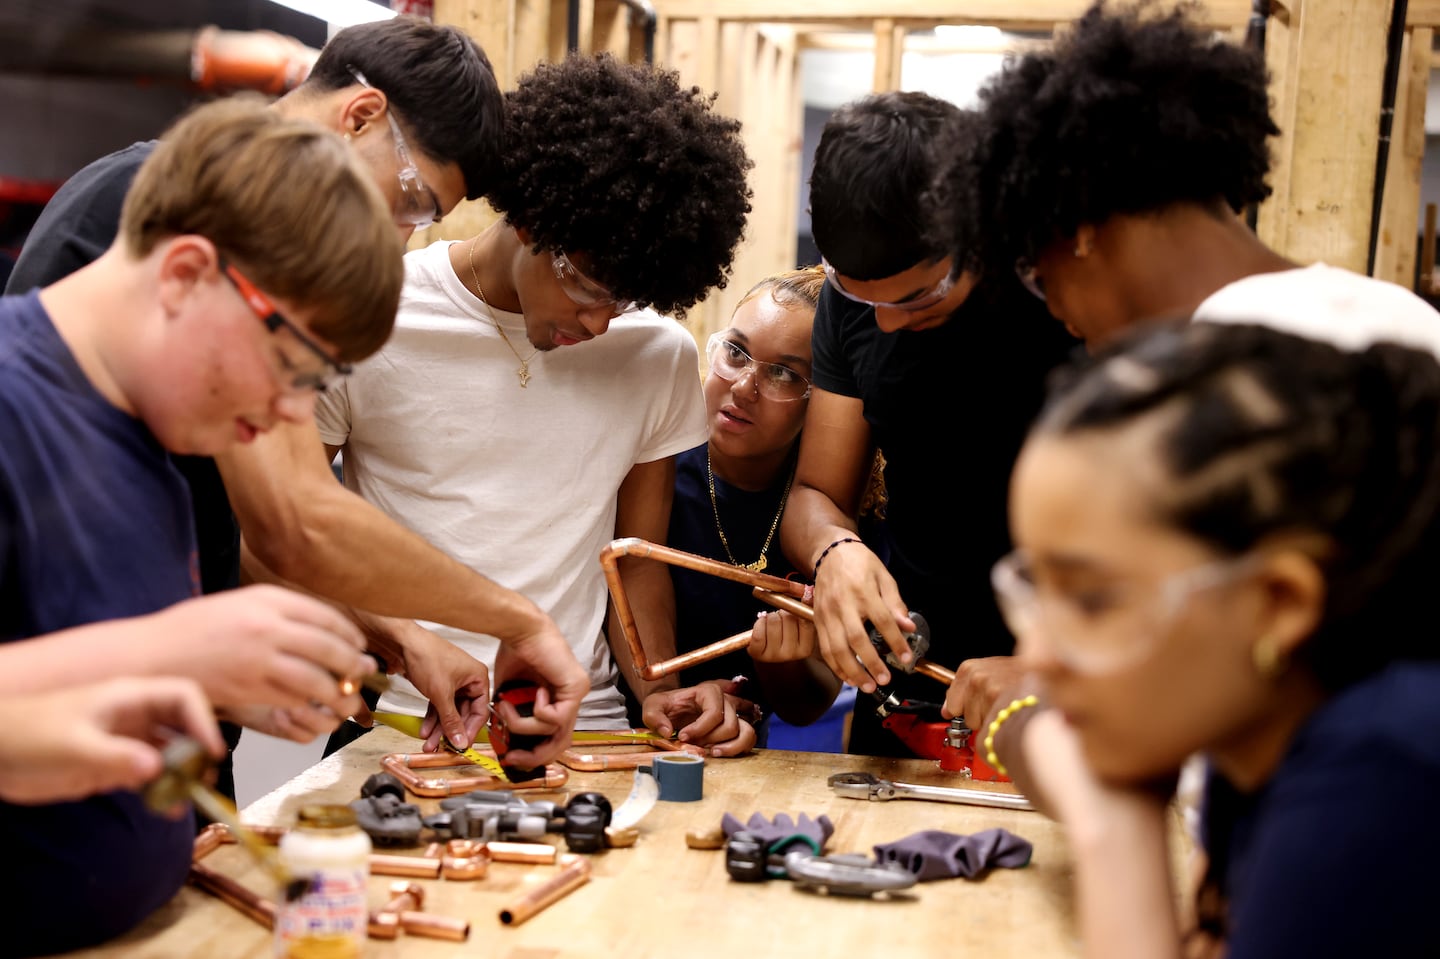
xmin=828 ymin=771 xmax=1034 ymax=811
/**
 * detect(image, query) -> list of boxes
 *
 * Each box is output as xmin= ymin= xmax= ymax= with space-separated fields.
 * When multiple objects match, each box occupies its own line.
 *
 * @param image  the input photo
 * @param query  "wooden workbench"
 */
xmin=59 ymin=728 xmax=1189 ymax=958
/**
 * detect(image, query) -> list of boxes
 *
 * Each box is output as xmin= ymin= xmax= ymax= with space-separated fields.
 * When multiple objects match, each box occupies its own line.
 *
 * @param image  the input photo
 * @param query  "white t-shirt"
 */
xmin=315 ymin=240 xmax=707 ymax=726
xmin=1195 ymin=262 xmax=1440 ymax=356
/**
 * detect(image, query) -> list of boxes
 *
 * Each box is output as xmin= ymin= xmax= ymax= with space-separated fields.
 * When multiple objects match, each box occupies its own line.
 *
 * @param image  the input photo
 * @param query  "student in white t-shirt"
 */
xmin=317 ymin=52 xmax=757 ymax=749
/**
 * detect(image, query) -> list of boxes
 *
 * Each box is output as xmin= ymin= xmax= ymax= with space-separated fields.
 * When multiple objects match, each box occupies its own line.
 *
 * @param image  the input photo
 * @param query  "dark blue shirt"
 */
xmin=0 ymin=291 xmax=199 ymax=955
xmin=1199 ymin=661 xmax=1440 ymax=957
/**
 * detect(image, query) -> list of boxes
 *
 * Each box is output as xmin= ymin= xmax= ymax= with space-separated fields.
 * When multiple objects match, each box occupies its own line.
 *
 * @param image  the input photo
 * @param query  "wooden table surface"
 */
xmin=58 ymin=728 xmax=1183 ymax=958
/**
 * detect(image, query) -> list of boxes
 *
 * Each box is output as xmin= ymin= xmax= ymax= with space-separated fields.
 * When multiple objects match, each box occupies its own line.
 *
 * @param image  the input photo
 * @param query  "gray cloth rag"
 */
xmin=721 ymin=811 xmax=835 ymax=854
xmin=873 ymin=828 xmax=1032 ymax=881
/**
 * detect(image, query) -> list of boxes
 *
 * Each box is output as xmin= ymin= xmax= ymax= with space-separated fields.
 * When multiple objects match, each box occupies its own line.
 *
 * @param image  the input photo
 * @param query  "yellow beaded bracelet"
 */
xmin=983 ymin=694 xmax=1039 ymax=778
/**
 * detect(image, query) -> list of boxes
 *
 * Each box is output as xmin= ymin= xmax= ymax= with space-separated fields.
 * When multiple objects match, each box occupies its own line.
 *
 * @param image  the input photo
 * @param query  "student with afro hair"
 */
xmin=317 ymin=52 xmax=757 ymax=743
xmin=937 ymin=0 xmax=1439 ymax=351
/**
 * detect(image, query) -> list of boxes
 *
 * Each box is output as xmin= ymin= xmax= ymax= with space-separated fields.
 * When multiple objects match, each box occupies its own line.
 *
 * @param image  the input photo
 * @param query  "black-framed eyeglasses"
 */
xmin=1015 ymin=258 xmax=1047 ymax=302
xmin=821 ymin=258 xmax=955 ymax=312
xmin=705 ymin=332 xmax=811 ymax=402
xmin=218 ymin=256 xmax=352 ymax=393
xmin=349 ymin=66 xmax=440 ymax=230
xmin=551 ymin=251 xmax=637 ymax=316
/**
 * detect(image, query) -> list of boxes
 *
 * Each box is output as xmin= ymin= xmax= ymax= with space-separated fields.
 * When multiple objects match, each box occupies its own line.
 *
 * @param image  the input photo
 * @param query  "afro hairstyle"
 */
xmin=487 ymin=53 xmax=752 ymax=320
xmin=934 ymin=0 xmax=1279 ymax=276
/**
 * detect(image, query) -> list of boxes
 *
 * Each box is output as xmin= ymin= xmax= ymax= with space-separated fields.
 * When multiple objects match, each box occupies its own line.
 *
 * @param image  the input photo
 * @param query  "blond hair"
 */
xmin=120 ymin=95 xmax=402 ymax=361
xmin=735 ymin=263 xmax=827 ymax=314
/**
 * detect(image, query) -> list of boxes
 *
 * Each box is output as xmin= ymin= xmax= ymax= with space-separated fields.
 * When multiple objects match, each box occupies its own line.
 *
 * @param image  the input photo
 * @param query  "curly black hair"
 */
xmin=809 ymin=92 xmax=972 ymax=280
xmin=306 ymin=16 xmax=503 ymax=201
xmin=1039 ymin=319 xmax=1440 ymax=692
xmin=487 ymin=53 xmax=752 ymax=319
xmin=935 ymin=0 xmax=1278 ymax=275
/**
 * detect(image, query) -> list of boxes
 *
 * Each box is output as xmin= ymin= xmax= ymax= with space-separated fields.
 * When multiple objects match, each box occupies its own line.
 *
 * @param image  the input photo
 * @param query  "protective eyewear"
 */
xmin=219 ymin=256 xmax=351 ymax=393
xmin=552 ymin=251 xmax=637 ymax=315
xmin=821 ymin=258 xmax=955 ymax=312
xmin=349 ymin=67 xmax=440 ymax=229
xmin=706 ymin=332 xmax=812 ymax=402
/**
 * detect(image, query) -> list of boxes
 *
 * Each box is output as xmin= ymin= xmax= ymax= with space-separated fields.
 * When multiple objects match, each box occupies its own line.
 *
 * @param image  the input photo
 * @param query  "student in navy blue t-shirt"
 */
xmin=0 ymin=97 xmax=394 ymax=956
xmin=987 ymin=319 xmax=1440 ymax=958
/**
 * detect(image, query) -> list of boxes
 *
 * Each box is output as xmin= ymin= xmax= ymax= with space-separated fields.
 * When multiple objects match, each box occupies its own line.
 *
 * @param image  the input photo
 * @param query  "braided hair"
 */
xmin=1037 ymin=320 xmax=1440 ymax=690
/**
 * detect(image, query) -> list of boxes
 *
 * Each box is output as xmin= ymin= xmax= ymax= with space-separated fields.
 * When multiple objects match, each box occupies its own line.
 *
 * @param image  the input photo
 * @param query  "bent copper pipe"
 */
xmin=189 ymin=862 xmax=275 ymax=929
xmin=381 ymin=753 xmax=569 ymax=797
xmin=559 ymin=731 xmax=703 ymax=771
xmin=498 ymin=853 xmax=592 ymax=926
xmin=193 ymin=822 xmax=232 ymax=861
xmin=601 ymin=537 xmax=812 ymax=681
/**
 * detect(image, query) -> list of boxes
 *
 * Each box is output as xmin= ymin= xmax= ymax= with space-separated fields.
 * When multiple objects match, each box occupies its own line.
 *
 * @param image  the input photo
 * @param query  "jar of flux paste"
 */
xmin=274 ymin=803 xmax=371 ymax=959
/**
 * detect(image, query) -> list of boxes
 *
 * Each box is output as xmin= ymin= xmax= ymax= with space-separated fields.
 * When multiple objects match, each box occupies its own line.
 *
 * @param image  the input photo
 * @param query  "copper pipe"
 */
xmin=381 ymin=753 xmax=569 ymax=797
xmin=189 ymin=862 xmax=276 ymax=929
xmin=601 ymin=537 xmax=811 ymax=681
xmin=399 ymin=910 xmax=471 ymax=941
xmin=486 ymin=841 xmax=558 ymax=865
xmin=497 ymin=853 xmax=592 ymax=926
xmin=245 ymin=824 xmax=287 ymax=844
xmin=915 ymin=659 xmax=956 ymax=686
xmin=371 ymin=854 xmax=442 ymax=879
xmin=754 ymin=589 xmax=816 ymax=618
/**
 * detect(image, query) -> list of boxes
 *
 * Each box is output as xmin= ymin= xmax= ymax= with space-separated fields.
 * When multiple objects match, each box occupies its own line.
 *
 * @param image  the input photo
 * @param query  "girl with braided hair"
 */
xmin=987 ymin=319 xmax=1440 ymax=957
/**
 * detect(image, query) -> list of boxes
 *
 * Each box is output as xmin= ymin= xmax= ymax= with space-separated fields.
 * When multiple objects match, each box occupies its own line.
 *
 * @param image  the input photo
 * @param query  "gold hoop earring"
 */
xmin=1252 ymin=635 xmax=1287 ymax=679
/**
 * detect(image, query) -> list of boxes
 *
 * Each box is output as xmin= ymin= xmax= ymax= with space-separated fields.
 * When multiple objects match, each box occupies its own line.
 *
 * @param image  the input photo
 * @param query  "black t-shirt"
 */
xmin=810 ymin=275 xmax=1080 ymax=757
xmin=6 ymin=141 xmax=240 ymax=596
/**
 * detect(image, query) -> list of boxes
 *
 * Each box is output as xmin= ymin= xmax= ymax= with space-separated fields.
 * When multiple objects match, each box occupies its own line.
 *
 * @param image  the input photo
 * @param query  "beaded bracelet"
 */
xmin=811 ymin=536 xmax=861 ymax=578
xmin=983 ymin=694 xmax=1039 ymax=778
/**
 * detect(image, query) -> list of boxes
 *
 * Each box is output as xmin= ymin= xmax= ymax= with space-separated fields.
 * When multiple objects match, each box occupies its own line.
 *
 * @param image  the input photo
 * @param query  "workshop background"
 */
xmin=2 ymin=0 xmax=1432 ymax=805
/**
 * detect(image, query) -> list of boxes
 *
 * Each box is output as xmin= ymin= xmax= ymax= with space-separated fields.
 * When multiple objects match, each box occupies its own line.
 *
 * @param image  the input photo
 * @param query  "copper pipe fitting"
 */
xmin=497 ymin=853 xmax=592 ymax=926
xmin=385 ymin=881 xmax=424 ymax=911
xmin=422 ymin=842 xmax=445 ymax=859
xmin=399 ymin=910 xmax=471 ymax=941
xmin=486 ymin=841 xmax=558 ymax=865
xmin=441 ymin=855 xmax=490 ymax=880
xmin=192 ymin=822 xmax=233 ymax=861
xmin=370 ymin=854 xmax=442 ymax=879
xmin=381 ymin=753 xmax=569 ymax=797
xmin=189 ymin=862 xmax=275 ymax=929
xmin=368 ymin=911 xmax=401 ymax=939
xmin=445 ymin=840 xmax=485 ymax=858
xmin=600 ymin=537 xmax=811 ymax=681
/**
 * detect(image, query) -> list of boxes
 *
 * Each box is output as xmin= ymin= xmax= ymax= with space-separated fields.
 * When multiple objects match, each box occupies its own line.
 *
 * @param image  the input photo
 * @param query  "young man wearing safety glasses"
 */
xmin=780 ymin=91 xmax=1079 ymax=759
xmin=0 ymin=97 xmax=396 ymax=958
xmin=314 ymin=52 xmax=754 ymax=743
xmin=7 ymin=17 xmax=595 ymax=794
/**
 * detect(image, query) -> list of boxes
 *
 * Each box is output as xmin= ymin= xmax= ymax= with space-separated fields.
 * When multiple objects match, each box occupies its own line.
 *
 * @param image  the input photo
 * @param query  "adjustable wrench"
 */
xmin=828 ymin=772 xmax=1034 ymax=812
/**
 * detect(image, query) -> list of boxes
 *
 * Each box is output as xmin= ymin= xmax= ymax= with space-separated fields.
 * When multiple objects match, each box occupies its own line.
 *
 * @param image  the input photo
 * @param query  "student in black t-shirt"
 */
xmin=780 ymin=92 xmax=1078 ymax=758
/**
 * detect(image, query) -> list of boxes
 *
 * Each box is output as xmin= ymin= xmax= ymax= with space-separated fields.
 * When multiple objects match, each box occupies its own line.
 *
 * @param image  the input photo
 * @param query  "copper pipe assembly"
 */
xmin=602 ymin=536 xmax=958 ymax=688
xmin=497 ymin=853 xmax=592 ymax=926
xmin=558 ymin=731 xmax=704 ymax=771
xmin=381 ymin=752 xmax=569 ymax=797
xmin=600 ymin=537 xmax=811 ymax=681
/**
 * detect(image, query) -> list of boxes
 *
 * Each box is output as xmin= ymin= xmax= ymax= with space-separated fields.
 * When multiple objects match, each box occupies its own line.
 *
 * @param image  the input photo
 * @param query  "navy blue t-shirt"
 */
xmin=0 ymin=291 xmax=199 ymax=955
xmin=1198 ymin=661 xmax=1440 ymax=957
xmin=668 ymin=443 xmax=801 ymax=699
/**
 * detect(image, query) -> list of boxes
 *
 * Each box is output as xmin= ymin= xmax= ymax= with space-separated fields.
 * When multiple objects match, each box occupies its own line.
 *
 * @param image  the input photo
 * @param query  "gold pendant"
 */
xmin=517 ymin=364 xmax=531 ymax=388
xmin=745 ymin=555 xmax=768 ymax=573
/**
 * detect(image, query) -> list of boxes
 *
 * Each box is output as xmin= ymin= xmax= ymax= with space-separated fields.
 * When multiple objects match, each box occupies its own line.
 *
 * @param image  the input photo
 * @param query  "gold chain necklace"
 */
xmin=467 ymin=238 xmax=539 ymax=388
xmin=707 ymin=448 xmax=794 ymax=573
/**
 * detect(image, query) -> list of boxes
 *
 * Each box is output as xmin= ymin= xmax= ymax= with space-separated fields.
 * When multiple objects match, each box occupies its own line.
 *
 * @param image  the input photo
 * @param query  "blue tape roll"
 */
xmin=652 ymin=753 xmax=705 ymax=802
